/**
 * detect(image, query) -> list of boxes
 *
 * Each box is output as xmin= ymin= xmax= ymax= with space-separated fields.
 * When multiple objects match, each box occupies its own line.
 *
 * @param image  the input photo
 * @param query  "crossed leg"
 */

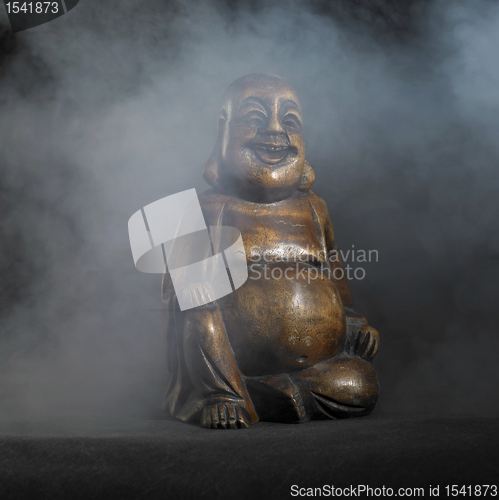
xmin=246 ymin=356 xmax=379 ymax=422
xmin=175 ymin=305 xmax=378 ymax=426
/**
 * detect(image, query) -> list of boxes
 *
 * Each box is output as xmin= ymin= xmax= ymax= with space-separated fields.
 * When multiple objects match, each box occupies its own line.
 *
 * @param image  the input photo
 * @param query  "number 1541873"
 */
xmin=5 ymin=2 xmax=59 ymax=14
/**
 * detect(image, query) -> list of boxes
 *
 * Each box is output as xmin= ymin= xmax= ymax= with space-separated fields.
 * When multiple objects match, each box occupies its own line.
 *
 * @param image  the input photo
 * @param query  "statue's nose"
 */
xmin=265 ymin=112 xmax=286 ymax=135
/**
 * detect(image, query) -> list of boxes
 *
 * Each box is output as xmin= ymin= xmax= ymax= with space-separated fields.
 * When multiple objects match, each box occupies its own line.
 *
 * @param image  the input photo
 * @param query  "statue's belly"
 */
xmin=219 ymin=262 xmax=346 ymax=376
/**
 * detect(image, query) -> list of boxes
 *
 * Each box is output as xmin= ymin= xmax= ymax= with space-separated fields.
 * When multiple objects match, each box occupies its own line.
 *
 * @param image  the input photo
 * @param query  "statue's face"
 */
xmin=219 ymin=77 xmax=305 ymax=202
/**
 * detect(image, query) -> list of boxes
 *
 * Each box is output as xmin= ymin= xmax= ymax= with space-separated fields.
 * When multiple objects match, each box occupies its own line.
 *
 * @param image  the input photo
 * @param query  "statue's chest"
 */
xmin=219 ymin=199 xmax=325 ymax=263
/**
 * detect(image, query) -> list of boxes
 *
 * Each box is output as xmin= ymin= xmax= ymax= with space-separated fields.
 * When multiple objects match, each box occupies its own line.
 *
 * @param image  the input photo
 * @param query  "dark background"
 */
xmin=1 ymin=0 xmax=498 ymax=424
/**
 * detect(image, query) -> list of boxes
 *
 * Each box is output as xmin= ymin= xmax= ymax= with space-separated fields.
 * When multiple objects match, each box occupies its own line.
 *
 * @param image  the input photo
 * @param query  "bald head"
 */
xmin=221 ymin=74 xmax=302 ymax=114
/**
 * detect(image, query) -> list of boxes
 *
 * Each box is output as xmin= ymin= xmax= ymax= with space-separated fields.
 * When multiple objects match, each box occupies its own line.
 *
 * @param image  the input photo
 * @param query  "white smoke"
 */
xmin=0 ymin=0 xmax=498 ymax=417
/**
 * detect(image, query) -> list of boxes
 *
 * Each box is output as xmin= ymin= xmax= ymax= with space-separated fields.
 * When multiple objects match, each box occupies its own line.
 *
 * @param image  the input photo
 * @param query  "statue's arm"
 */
xmin=161 ymin=271 xmax=175 ymax=305
xmin=312 ymin=193 xmax=379 ymax=360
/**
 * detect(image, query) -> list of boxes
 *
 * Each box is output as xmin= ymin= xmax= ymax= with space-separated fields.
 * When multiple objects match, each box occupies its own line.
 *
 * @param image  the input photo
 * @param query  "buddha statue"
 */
xmin=162 ymin=74 xmax=379 ymax=428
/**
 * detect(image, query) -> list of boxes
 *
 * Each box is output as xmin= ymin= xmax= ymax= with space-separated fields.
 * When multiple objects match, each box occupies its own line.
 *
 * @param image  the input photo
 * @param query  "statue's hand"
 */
xmin=201 ymin=403 xmax=253 ymax=429
xmin=348 ymin=324 xmax=379 ymax=360
xmin=179 ymin=283 xmax=216 ymax=309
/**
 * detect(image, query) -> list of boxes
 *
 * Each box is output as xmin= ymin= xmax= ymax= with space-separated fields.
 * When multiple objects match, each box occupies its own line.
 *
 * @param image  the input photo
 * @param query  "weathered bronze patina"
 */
xmin=162 ymin=74 xmax=379 ymax=428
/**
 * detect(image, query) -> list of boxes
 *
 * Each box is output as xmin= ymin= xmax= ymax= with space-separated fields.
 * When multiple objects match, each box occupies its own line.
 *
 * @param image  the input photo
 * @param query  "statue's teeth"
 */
xmin=257 ymin=144 xmax=286 ymax=152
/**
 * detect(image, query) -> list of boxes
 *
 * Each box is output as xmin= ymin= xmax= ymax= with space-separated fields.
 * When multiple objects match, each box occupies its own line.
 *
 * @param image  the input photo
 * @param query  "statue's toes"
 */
xmin=201 ymin=403 xmax=252 ymax=429
xmin=226 ymin=404 xmax=252 ymax=429
xmin=275 ymin=391 xmax=307 ymax=423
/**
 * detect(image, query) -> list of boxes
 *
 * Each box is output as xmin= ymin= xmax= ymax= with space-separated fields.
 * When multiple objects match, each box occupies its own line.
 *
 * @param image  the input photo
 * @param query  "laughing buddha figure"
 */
xmin=161 ymin=74 xmax=380 ymax=429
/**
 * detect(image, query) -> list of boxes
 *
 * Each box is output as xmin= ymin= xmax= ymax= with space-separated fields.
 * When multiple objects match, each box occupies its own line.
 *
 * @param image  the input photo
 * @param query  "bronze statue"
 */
xmin=162 ymin=74 xmax=379 ymax=429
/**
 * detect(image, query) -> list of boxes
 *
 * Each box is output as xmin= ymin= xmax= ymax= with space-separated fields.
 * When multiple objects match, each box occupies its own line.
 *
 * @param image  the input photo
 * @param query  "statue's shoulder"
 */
xmin=198 ymin=188 xmax=232 ymax=207
xmin=300 ymin=190 xmax=331 ymax=219
xmin=198 ymin=188 xmax=233 ymax=224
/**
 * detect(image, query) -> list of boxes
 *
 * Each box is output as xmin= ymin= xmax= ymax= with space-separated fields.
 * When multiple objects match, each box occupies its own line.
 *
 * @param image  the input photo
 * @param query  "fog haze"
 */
xmin=1 ymin=0 xmax=498 ymax=417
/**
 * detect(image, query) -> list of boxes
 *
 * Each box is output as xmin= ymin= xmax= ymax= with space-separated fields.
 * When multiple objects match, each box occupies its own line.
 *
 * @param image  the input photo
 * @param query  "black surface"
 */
xmin=0 ymin=412 xmax=498 ymax=499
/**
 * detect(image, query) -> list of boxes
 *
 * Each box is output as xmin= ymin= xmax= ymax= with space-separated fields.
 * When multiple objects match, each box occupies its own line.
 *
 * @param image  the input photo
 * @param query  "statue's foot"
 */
xmin=294 ymin=356 xmax=379 ymax=419
xmin=200 ymin=402 xmax=253 ymax=429
xmin=246 ymin=374 xmax=308 ymax=423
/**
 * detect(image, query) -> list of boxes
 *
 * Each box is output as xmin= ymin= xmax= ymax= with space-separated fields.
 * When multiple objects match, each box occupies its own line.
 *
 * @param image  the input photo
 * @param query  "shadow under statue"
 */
xmin=161 ymin=74 xmax=380 ymax=429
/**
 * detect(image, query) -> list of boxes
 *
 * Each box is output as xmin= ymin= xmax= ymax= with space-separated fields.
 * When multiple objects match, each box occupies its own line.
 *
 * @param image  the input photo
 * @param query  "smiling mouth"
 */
xmin=251 ymin=143 xmax=297 ymax=164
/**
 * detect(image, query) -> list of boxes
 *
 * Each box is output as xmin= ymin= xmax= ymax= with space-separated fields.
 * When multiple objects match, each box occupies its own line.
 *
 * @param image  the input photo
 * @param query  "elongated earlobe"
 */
xmin=204 ymin=111 xmax=227 ymax=189
xmin=203 ymin=152 xmax=220 ymax=188
xmin=298 ymin=160 xmax=315 ymax=191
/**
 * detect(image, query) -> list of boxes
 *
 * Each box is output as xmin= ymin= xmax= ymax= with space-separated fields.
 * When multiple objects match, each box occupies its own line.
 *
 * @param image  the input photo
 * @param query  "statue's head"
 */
xmin=204 ymin=74 xmax=314 ymax=203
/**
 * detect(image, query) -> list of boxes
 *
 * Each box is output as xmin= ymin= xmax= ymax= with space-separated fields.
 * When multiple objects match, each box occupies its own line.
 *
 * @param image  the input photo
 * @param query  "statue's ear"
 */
xmin=203 ymin=111 xmax=227 ymax=189
xmin=203 ymin=151 xmax=219 ymax=188
xmin=298 ymin=160 xmax=315 ymax=191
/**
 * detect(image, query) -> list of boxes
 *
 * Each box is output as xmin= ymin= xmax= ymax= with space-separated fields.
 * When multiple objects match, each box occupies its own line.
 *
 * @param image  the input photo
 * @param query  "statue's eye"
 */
xmin=282 ymin=114 xmax=302 ymax=132
xmin=241 ymin=110 xmax=267 ymax=128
